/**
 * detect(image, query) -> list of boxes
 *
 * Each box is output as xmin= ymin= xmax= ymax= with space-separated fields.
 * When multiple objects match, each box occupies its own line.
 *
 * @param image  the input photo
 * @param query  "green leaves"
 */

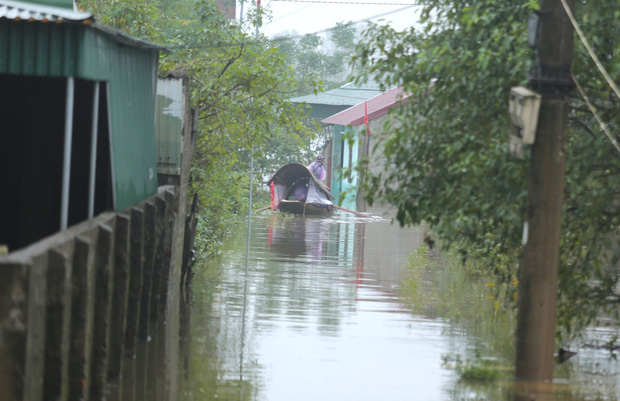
xmin=78 ymin=0 xmax=319 ymax=257
xmin=353 ymin=0 xmax=620 ymax=339
xmin=273 ymin=23 xmax=359 ymax=95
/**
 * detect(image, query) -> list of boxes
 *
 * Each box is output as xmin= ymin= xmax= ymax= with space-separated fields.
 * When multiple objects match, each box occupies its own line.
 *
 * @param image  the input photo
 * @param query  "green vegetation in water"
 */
xmin=401 ymin=245 xmax=522 ymax=400
xmin=400 ymin=245 xmax=517 ymax=375
xmin=457 ymin=363 xmax=503 ymax=382
xmin=442 ymin=354 xmax=504 ymax=382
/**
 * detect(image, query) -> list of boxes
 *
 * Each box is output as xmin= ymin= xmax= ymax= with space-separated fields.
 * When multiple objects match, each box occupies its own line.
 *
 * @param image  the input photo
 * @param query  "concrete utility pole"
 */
xmin=515 ymin=0 xmax=575 ymax=383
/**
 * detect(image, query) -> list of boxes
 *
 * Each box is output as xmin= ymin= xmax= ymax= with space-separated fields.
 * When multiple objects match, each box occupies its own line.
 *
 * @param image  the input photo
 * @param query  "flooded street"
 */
xmin=181 ymin=212 xmax=620 ymax=401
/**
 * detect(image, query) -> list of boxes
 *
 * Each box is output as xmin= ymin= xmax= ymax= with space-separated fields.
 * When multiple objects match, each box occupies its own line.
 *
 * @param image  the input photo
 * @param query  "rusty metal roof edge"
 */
xmin=0 ymin=0 xmax=92 ymax=21
xmin=321 ymin=87 xmax=410 ymax=127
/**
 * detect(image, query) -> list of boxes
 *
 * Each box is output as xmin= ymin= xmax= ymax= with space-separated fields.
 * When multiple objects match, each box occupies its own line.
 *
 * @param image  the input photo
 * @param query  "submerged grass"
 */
xmin=399 ymin=246 xmax=517 ymax=382
xmin=457 ymin=363 xmax=503 ymax=382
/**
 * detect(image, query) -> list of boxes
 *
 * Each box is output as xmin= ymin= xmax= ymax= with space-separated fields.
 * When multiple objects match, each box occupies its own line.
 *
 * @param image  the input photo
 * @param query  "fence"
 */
xmin=0 ymin=185 xmax=189 ymax=401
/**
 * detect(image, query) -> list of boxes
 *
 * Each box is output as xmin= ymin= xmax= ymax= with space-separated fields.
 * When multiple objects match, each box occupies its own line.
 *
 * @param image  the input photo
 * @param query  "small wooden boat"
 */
xmin=267 ymin=163 xmax=334 ymax=216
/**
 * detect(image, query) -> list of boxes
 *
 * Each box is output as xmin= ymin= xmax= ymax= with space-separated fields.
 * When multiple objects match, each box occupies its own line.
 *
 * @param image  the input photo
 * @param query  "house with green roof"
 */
xmin=290 ymin=81 xmax=383 ymax=119
xmin=290 ymin=81 xmax=383 ymax=187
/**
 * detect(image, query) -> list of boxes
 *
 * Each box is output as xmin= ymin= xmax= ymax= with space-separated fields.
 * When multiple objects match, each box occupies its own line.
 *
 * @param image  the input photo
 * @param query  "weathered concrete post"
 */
xmin=44 ymin=249 xmax=71 ymax=401
xmin=107 ymin=214 xmax=130 ymax=380
xmin=68 ymin=237 xmax=94 ymax=401
xmin=122 ymin=207 xmax=145 ymax=401
xmin=144 ymin=196 xmax=167 ymax=401
xmin=23 ymin=253 xmax=49 ymax=401
xmin=0 ymin=263 xmax=30 ymax=401
xmin=158 ymin=190 xmax=176 ymax=317
xmin=137 ymin=203 xmax=157 ymax=401
xmin=138 ymin=202 xmax=157 ymax=342
xmin=155 ymin=193 xmax=172 ymax=399
xmin=125 ymin=207 xmax=144 ymax=359
xmin=151 ymin=196 xmax=167 ymax=324
xmin=90 ymin=224 xmax=114 ymax=401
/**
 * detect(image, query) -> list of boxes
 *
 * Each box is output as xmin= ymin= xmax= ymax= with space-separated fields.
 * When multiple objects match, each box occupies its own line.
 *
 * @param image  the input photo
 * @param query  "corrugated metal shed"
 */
xmin=321 ymin=87 xmax=410 ymax=127
xmin=155 ymin=78 xmax=184 ymax=175
xmin=0 ymin=0 xmax=167 ymax=211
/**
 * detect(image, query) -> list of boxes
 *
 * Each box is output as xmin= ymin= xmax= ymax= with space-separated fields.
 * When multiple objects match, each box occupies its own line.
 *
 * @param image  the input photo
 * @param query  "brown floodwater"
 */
xmin=180 ymin=212 xmax=620 ymax=401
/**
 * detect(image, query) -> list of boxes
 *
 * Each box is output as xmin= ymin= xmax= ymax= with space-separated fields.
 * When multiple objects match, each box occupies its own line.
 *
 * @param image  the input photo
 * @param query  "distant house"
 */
xmin=0 ymin=0 xmax=166 ymax=251
xmin=290 ymin=81 xmax=383 ymax=187
xmin=321 ymin=87 xmax=409 ymax=214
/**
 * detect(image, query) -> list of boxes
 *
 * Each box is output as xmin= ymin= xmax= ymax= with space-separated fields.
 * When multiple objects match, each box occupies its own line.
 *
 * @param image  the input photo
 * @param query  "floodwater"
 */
xmin=180 ymin=212 xmax=620 ymax=401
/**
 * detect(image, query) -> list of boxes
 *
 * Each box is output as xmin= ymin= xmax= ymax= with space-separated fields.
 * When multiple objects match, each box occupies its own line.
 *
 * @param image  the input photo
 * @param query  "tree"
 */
xmin=265 ymin=22 xmax=361 ymax=173
xmin=327 ymin=22 xmax=358 ymax=83
xmin=352 ymin=0 xmax=620 ymax=339
xmin=273 ymin=21 xmax=359 ymax=95
xmin=77 ymin=0 xmax=319 ymax=257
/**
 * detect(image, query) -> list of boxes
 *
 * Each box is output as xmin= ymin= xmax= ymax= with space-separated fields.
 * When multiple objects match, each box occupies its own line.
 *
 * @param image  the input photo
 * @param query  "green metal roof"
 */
xmin=290 ymin=82 xmax=383 ymax=107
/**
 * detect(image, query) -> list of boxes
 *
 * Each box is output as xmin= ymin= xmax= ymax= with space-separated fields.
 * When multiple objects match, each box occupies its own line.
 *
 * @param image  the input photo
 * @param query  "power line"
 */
xmin=560 ymin=0 xmax=620 ymax=102
xmin=164 ymin=5 xmax=415 ymax=50
xmin=266 ymin=3 xmax=315 ymax=25
xmin=272 ymin=0 xmax=419 ymax=5
xmin=281 ymin=4 xmax=416 ymax=39
xmin=572 ymin=73 xmax=620 ymax=156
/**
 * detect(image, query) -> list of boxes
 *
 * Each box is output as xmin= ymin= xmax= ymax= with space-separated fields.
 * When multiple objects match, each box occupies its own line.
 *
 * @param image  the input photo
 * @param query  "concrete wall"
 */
xmin=0 ymin=185 xmax=187 ymax=401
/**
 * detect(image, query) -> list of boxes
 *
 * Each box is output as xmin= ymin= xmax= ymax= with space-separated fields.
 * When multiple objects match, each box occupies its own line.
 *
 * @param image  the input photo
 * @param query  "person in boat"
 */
xmin=307 ymin=154 xmax=326 ymax=181
xmin=290 ymin=181 xmax=308 ymax=201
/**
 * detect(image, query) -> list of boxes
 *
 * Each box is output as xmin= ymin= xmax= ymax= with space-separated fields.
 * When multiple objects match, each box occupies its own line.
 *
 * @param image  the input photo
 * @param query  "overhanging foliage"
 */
xmin=353 ymin=0 xmax=620 ymax=338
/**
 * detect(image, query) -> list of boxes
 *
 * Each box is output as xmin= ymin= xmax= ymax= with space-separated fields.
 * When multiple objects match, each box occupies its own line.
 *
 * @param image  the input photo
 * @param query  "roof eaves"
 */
xmin=92 ymin=22 xmax=169 ymax=52
xmin=321 ymin=87 xmax=410 ymax=126
xmin=0 ymin=0 xmax=92 ymax=22
xmin=290 ymin=89 xmax=384 ymax=107
xmin=0 ymin=1 xmax=169 ymax=52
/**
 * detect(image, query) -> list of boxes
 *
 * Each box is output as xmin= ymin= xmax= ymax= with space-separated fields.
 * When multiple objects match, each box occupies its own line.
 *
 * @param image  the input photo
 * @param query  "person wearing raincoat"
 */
xmin=307 ymin=154 xmax=326 ymax=182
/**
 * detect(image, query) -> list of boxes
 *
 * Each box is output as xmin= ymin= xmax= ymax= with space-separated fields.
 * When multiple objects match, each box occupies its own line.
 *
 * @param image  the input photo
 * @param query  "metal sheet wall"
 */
xmin=155 ymin=78 xmax=183 ymax=175
xmin=79 ymin=27 xmax=159 ymax=210
xmin=103 ymin=43 xmax=159 ymax=210
xmin=0 ymin=21 xmax=78 ymax=77
xmin=24 ymin=0 xmax=74 ymax=9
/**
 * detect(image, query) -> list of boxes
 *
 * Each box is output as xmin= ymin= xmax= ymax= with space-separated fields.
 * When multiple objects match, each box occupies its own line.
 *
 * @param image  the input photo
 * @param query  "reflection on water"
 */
xmin=182 ymin=213 xmax=620 ymax=401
